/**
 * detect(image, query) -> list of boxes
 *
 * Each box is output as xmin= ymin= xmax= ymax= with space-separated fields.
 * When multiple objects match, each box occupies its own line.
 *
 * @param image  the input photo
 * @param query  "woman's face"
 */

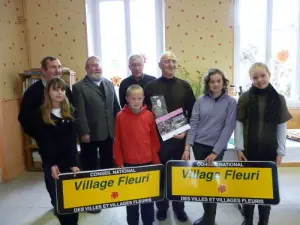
xmin=250 ymin=67 xmax=270 ymax=89
xmin=49 ymin=86 xmax=66 ymax=103
xmin=208 ymin=73 xmax=224 ymax=94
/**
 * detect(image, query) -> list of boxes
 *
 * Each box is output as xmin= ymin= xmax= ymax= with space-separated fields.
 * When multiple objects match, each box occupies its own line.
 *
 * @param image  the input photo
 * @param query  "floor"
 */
xmin=0 ymin=168 xmax=300 ymax=225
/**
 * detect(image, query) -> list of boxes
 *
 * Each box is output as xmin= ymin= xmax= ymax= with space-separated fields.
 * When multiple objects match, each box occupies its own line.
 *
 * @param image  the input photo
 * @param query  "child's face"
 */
xmin=126 ymin=90 xmax=144 ymax=110
xmin=49 ymin=86 xmax=66 ymax=103
xmin=250 ymin=67 xmax=270 ymax=89
xmin=209 ymin=73 xmax=223 ymax=94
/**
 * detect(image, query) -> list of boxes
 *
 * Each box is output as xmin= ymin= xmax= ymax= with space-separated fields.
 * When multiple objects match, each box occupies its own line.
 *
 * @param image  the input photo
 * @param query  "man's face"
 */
xmin=129 ymin=59 xmax=144 ymax=78
xmin=42 ymin=59 xmax=62 ymax=81
xmin=159 ymin=54 xmax=177 ymax=78
xmin=86 ymin=59 xmax=102 ymax=80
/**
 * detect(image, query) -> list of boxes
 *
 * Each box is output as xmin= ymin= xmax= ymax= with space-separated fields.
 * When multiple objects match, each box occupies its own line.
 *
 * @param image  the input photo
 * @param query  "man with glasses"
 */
xmin=145 ymin=51 xmax=196 ymax=222
xmin=119 ymin=54 xmax=156 ymax=108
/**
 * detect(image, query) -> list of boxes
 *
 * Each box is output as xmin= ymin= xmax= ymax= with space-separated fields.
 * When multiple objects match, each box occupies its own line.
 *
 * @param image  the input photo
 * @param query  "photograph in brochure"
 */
xmin=156 ymin=108 xmax=190 ymax=141
xmin=150 ymin=95 xmax=168 ymax=118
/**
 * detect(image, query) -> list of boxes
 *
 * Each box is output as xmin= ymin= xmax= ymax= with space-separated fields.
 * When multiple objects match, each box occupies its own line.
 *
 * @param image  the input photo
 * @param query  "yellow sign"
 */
xmin=56 ymin=165 xmax=163 ymax=215
xmin=166 ymin=161 xmax=279 ymax=205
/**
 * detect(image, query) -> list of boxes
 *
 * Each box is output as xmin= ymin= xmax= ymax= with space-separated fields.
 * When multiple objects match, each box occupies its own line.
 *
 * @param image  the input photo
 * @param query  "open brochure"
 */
xmin=155 ymin=108 xmax=191 ymax=141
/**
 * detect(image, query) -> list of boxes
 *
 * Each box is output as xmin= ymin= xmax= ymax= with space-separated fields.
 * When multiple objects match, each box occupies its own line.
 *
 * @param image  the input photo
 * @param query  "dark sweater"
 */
xmin=29 ymin=109 xmax=78 ymax=168
xmin=119 ymin=74 xmax=156 ymax=107
xmin=18 ymin=80 xmax=72 ymax=138
xmin=144 ymin=76 xmax=196 ymax=121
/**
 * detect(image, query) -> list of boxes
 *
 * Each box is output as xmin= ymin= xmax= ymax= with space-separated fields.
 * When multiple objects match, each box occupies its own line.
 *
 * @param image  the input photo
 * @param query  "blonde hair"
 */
xmin=249 ymin=62 xmax=271 ymax=76
xmin=126 ymin=84 xmax=144 ymax=96
xmin=41 ymin=78 xmax=73 ymax=125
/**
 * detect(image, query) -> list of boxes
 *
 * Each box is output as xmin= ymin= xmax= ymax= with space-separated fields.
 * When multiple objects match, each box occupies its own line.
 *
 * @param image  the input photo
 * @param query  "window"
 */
xmin=85 ymin=0 xmax=165 ymax=85
xmin=234 ymin=0 xmax=300 ymax=106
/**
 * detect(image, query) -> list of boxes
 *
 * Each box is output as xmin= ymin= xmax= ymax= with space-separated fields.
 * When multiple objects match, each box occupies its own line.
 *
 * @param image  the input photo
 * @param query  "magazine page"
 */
xmin=155 ymin=108 xmax=191 ymax=141
xmin=150 ymin=96 xmax=168 ymax=118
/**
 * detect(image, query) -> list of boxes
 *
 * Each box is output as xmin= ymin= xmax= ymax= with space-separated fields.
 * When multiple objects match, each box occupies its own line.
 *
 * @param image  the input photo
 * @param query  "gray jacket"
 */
xmin=72 ymin=75 xmax=121 ymax=141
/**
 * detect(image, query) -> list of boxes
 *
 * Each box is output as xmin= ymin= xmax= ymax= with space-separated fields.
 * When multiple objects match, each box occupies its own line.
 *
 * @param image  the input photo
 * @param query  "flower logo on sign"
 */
xmin=111 ymin=192 xmax=119 ymax=199
xmin=218 ymin=184 xmax=226 ymax=193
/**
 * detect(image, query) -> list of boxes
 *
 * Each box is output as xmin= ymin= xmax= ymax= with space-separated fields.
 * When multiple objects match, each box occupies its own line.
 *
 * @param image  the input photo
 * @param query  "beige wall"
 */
xmin=24 ymin=0 xmax=88 ymax=80
xmin=0 ymin=0 xmax=28 ymax=181
xmin=165 ymin=0 xmax=234 ymax=83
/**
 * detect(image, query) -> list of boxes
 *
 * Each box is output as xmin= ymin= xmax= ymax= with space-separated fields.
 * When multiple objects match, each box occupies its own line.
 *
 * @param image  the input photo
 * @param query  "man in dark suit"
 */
xmin=18 ymin=56 xmax=72 ymax=138
xmin=72 ymin=56 xmax=120 ymax=213
xmin=118 ymin=54 xmax=156 ymax=108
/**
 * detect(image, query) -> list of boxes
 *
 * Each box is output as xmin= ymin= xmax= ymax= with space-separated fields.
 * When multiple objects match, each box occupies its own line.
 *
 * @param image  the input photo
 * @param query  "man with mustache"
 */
xmin=72 ymin=56 xmax=120 ymax=213
xmin=19 ymin=56 xmax=72 ymax=138
xmin=145 ymin=51 xmax=196 ymax=222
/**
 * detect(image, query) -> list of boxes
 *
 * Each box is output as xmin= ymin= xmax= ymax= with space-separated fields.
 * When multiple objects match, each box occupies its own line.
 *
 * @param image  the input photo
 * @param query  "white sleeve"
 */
xmin=277 ymin=122 xmax=287 ymax=156
xmin=234 ymin=121 xmax=244 ymax=150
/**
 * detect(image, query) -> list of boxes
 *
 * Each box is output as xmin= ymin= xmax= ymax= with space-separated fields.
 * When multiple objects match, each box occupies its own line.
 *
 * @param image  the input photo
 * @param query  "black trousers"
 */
xmin=193 ymin=143 xmax=225 ymax=225
xmin=124 ymin=163 xmax=154 ymax=225
xmin=156 ymin=138 xmax=185 ymax=212
xmin=80 ymin=138 xmax=113 ymax=171
xmin=42 ymin=163 xmax=78 ymax=225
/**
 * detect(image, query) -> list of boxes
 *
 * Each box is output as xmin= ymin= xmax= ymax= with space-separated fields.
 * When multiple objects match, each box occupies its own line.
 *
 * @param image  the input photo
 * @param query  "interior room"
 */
xmin=1 ymin=0 xmax=300 ymax=224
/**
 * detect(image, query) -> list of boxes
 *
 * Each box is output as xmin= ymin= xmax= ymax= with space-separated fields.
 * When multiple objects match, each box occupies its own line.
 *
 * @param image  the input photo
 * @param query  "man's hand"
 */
xmin=81 ymin=134 xmax=90 ymax=143
xmin=71 ymin=167 xmax=80 ymax=177
xmin=51 ymin=165 xmax=60 ymax=180
xmin=174 ymin=132 xmax=186 ymax=140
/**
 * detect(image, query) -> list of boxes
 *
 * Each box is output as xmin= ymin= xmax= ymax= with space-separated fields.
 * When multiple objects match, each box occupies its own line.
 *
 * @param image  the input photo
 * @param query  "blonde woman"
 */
xmin=235 ymin=62 xmax=292 ymax=225
xmin=27 ymin=78 xmax=79 ymax=225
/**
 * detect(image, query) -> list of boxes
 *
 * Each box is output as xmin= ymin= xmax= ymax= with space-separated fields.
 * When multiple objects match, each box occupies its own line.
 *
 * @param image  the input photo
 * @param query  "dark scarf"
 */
xmin=247 ymin=84 xmax=280 ymax=159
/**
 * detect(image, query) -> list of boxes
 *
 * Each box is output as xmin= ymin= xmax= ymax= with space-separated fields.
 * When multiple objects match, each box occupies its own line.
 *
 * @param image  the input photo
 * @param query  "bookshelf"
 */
xmin=18 ymin=69 xmax=76 ymax=171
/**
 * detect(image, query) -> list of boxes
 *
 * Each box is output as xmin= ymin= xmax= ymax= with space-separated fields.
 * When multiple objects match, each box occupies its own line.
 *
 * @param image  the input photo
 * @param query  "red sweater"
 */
xmin=113 ymin=105 xmax=160 ymax=167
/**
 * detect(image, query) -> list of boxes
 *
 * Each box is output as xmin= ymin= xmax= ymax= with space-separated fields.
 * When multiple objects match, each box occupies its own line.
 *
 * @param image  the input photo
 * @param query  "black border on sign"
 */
xmin=166 ymin=160 xmax=280 ymax=205
xmin=56 ymin=164 xmax=164 ymax=215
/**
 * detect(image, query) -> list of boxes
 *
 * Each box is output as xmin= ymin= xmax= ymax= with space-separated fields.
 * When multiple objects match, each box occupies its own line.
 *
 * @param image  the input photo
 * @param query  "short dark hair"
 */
xmin=41 ymin=56 xmax=58 ymax=70
xmin=203 ymin=68 xmax=229 ymax=94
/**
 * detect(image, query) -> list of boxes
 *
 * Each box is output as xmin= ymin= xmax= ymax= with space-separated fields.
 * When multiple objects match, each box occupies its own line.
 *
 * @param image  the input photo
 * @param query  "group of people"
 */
xmin=18 ymin=51 xmax=291 ymax=225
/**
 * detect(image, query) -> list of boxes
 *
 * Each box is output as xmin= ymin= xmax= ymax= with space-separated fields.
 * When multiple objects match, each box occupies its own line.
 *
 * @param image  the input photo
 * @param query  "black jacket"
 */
xmin=119 ymin=74 xmax=156 ymax=108
xmin=29 ymin=109 xmax=78 ymax=168
xmin=18 ymin=80 xmax=72 ymax=137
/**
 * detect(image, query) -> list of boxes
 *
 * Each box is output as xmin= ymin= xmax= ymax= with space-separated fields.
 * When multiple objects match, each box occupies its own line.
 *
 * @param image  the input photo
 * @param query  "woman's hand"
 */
xmin=205 ymin=153 xmax=218 ymax=164
xmin=51 ymin=165 xmax=60 ymax=180
xmin=276 ymin=155 xmax=283 ymax=166
xmin=182 ymin=150 xmax=190 ymax=160
xmin=237 ymin=151 xmax=247 ymax=161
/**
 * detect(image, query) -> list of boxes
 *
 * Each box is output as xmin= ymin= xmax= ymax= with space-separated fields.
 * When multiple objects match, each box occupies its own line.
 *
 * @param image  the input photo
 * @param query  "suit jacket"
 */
xmin=72 ymin=75 xmax=121 ymax=141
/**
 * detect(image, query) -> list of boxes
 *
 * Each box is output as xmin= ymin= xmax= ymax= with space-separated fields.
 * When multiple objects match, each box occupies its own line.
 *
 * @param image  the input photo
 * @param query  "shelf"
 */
xmin=19 ymin=70 xmax=76 ymax=171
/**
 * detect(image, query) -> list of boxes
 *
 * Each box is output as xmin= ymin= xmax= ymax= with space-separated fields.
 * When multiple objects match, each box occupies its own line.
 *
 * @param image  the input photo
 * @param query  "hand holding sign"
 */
xmin=237 ymin=151 xmax=248 ymax=161
xmin=51 ymin=165 xmax=60 ymax=180
xmin=71 ymin=167 xmax=80 ymax=177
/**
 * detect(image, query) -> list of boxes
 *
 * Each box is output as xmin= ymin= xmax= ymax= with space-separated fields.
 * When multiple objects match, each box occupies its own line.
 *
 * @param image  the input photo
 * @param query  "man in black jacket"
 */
xmin=145 ymin=51 xmax=196 ymax=222
xmin=118 ymin=54 xmax=156 ymax=108
xmin=18 ymin=56 xmax=72 ymax=137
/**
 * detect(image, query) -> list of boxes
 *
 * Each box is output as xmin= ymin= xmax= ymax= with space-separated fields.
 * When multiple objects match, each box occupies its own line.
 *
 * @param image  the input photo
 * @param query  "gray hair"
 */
xmin=85 ymin=56 xmax=100 ymax=67
xmin=128 ymin=54 xmax=144 ymax=65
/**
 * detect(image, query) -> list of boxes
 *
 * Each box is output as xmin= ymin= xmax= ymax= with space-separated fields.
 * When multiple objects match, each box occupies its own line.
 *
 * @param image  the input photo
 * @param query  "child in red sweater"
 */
xmin=114 ymin=84 xmax=160 ymax=225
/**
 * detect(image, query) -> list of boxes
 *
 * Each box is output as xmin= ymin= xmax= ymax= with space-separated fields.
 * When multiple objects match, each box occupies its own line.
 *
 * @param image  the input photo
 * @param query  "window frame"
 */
xmin=234 ymin=0 xmax=300 ymax=108
xmin=85 ymin=0 xmax=165 ymax=79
